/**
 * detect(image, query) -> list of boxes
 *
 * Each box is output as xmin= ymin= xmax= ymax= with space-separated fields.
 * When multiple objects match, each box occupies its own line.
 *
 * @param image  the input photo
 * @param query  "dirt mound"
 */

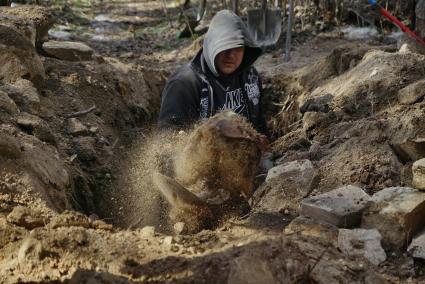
xmin=2 ymin=1 xmax=425 ymax=283
xmin=272 ymin=47 xmax=425 ymax=195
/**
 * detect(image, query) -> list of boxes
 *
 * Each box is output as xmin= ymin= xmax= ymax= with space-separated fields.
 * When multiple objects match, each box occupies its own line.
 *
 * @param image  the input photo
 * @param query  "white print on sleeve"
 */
xmin=200 ymin=97 xmax=209 ymax=120
xmin=245 ymin=83 xmax=260 ymax=106
xmin=245 ymin=68 xmax=260 ymax=106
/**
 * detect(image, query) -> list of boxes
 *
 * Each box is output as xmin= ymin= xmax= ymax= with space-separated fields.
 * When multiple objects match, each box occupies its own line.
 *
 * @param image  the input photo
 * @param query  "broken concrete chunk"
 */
xmin=412 ymin=159 xmax=425 ymax=191
xmin=362 ymin=187 xmax=425 ymax=249
xmin=338 ymin=228 xmax=386 ymax=266
xmin=398 ymin=79 xmax=425 ymax=105
xmin=43 ymin=41 xmax=94 ymax=61
xmin=0 ymin=90 xmax=19 ymax=114
xmin=252 ymin=160 xmax=319 ymax=214
xmin=407 ymin=228 xmax=425 ymax=260
xmin=300 ymin=185 xmax=371 ymax=228
xmin=68 ymin=118 xmax=89 ymax=136
xmin=266 ymin=159 xmax=315 ymax=184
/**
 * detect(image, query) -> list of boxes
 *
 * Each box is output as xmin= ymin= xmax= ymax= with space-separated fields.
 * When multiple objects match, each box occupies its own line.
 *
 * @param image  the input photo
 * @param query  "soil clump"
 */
xmin=1 ymin=0 xmax=425 ymax=283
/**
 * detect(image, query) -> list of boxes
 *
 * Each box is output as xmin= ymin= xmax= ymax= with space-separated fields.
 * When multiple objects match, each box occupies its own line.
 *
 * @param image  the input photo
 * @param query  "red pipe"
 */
xmin=378 ymin=7 xmax=425 ymax=47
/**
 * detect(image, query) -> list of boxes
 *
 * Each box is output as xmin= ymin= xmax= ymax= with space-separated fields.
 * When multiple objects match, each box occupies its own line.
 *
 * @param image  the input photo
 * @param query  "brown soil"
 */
xmin=1 ymin=0 xmax=425 ymax=283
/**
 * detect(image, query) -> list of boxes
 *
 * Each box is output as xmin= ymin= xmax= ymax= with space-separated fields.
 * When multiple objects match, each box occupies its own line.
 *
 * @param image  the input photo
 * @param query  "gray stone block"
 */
xmin=43 ymin=40 xmax=94 ymax=61
xmin=338 ymin=228 xmax=386 ymax=266
xmin=300 ymin=185 xmax=371 ymax=228
xmin=362 ymin=187 xmax=425 ymax=249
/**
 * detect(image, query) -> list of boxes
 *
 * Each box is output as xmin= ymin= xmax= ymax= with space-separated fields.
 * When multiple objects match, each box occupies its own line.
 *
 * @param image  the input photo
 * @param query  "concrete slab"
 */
xmin=338 ymin=228 xmax=386 ymax=266
xmin=43 ymin=40 xmax=93 ymax=61
xmin=300 ymin=185 xmax=371 ymax=228
xmin=362 ymin=187 xmax=425 ymax=249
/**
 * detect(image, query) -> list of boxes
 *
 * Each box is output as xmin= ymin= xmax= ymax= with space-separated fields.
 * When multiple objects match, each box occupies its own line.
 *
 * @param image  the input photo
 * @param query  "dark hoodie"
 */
xmin=158 ymin=10 xmax=268 ymax=135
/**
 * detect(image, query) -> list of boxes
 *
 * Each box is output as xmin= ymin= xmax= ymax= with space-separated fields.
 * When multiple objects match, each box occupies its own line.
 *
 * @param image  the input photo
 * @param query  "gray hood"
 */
xmin=203 ymin=10 xmax=262 ymax=77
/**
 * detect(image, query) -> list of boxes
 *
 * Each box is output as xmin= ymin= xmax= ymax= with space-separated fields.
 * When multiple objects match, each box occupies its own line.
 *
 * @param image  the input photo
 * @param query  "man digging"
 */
xmin=158 ymin=9 xmax=269 ymax=139
xmin=155 ymin=10 xmax=271 ymax=231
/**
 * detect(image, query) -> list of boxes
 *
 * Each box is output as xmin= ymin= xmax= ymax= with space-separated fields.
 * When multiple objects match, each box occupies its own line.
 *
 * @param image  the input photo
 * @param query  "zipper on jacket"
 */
xmin=208 ymin=84 xmax=214 ymax=116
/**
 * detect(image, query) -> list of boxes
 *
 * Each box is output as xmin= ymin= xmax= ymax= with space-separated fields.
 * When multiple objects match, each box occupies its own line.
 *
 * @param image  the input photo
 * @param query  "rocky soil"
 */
xmin=1 ymin=0 xmax=425 ymax=283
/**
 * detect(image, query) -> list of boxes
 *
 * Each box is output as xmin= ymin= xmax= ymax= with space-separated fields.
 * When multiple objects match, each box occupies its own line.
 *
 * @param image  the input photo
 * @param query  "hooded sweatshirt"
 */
xmin=158 ymin=10 xmax=268 ymax=135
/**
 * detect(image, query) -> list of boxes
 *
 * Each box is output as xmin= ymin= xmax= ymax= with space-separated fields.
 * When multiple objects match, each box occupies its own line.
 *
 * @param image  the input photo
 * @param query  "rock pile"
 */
xmin=265 ymin=30 xmax=425 ymax=273
xmin=1 ymin=1 xmax=425 ymax=283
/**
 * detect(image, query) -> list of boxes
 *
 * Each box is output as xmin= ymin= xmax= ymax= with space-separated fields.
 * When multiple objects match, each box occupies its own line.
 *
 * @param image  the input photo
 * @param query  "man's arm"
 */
xmin=255 ymin=72 xmax=270 ymax=138
xmin=158 ymin=77 xmax=200 ymax=129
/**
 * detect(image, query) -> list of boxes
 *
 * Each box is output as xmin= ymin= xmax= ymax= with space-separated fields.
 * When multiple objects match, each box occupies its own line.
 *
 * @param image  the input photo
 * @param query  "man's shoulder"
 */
xmin=169 ymin=63 xmax=202 ymax=84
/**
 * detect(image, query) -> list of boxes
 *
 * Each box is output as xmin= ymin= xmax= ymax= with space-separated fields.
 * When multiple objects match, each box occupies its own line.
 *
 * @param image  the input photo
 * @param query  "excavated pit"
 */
xmin=2 ymin=1 xmax=425 ymax=283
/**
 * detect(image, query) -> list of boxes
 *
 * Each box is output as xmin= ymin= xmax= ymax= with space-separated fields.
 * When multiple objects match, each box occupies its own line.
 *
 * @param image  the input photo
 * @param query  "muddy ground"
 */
xmin=1 ymin=0 xmax=425 ymax=283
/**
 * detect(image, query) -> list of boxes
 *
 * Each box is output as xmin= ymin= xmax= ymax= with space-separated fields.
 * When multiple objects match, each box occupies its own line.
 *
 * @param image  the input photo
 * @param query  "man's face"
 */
xmin=215 ymin=46 xmax=245 ymax=75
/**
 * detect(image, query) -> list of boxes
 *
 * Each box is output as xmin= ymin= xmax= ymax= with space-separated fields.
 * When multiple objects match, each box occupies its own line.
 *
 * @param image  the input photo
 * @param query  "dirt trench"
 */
xmin=2 ymin=0 xmax=425 ymax=283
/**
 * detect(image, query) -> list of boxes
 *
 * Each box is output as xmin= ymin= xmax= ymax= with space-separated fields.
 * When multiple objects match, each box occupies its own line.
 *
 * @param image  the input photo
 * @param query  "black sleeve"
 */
xmin=158 ymin=76 xmax=201 ymax=129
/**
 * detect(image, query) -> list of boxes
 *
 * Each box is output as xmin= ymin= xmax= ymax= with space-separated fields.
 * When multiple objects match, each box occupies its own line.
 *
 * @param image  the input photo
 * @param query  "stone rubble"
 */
xmin=42 ymin=40 xmax=94 ymax=61
xmin=300 ymin=185 xmax=371 ymax=228
xmin=412 ymin=158 xmax=425 ymax=191
xmin=67 ymin=118 xmax=89 ymax=136
xmin=251 ymin=159 xmax=318 ymax=214
xmin=266 ymin=159 xmax=316 ymax=184
xmin=338 ymin=228 xmax=386 ymax=266
xmin=362 ymin=187 xmax=425 ymax=249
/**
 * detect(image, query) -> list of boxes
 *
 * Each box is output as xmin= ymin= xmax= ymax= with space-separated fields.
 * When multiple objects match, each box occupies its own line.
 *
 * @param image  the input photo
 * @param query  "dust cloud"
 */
xmin=106 ymin=129 xmax=191 ymax=232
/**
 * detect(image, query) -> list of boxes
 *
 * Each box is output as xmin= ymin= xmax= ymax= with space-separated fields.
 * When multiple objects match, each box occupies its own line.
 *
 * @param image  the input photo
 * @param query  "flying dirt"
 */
xmin=153 ymin=110 xmax=265 ymax=233
xmin=1 ymin=0 xmax=425 ymax=283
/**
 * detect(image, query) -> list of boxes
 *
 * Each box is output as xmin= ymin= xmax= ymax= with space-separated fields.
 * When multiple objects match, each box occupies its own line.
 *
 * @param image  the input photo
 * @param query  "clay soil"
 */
xmin=1 ymin=0 xmax=425 ymax=283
